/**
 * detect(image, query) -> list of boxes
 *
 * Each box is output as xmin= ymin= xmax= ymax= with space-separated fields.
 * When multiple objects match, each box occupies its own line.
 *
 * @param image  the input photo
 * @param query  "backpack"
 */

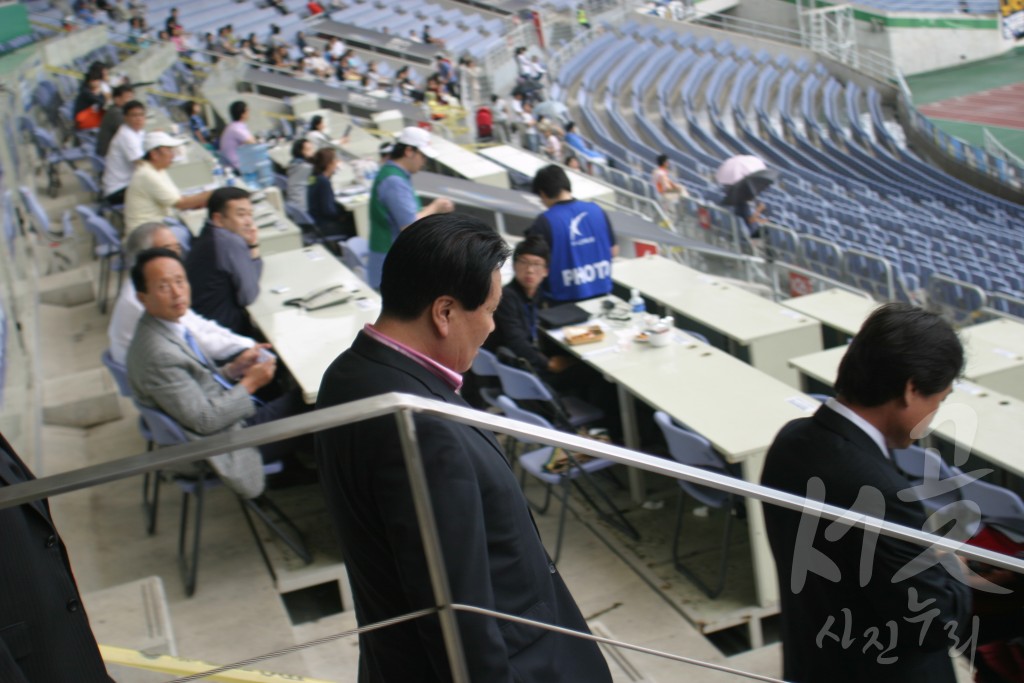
xmin=475 ymin=106 xmax=493 ymax=139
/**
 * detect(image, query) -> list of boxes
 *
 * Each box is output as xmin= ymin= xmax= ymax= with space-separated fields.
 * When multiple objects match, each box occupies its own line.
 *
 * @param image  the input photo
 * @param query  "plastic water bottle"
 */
xmin=629 ymin=288 xmax=646 ymax=315
xmin=212 ymin=164 xmax=224 ymax=187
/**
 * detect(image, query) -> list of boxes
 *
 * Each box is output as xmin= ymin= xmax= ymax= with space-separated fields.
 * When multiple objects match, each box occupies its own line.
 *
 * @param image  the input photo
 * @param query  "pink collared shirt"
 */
xmin=363 ymin=323 xmax=463 ymax=392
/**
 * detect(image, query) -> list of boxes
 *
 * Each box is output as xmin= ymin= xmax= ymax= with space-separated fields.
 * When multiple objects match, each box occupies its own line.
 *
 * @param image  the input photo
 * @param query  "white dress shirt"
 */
xmin=824 ymin=397 xmax=889 ymax=459
xmin=108 ymin=280 xmax=254 ymax=366
xmin=102 ymin=124 xmax=145 ymax=197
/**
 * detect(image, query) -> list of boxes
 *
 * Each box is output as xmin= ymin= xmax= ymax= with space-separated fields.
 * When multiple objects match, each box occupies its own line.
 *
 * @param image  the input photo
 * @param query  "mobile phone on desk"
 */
xmin=256 ymin=348 xmax=276 ymax=363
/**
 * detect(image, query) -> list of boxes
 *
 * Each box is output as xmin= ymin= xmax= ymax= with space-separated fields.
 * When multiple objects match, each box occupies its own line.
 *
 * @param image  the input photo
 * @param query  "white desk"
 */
xmin=959 ymin=321 xmax=1024 ymax=401
xmin=426 ymin=135 xmax=510 ymax=189
xmin=613 ymin=256 xmax=823 ymax=387
xmin=788 ymin=348 xmax=1024 ymax=479
xmin=781 ymin=289 xmax=878 ymax=347
xmin=247 ymin=245 xmax=381 ymax=403
xmin=549 ymin=298 xmax=820 ymax=608
xmin=478 ymin=145 xmax=614 ymax=204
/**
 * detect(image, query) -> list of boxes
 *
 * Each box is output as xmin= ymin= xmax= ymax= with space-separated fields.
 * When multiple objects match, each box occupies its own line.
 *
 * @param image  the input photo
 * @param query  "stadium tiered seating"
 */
xmin=555 ymin=22 xmax=1024 ymax=310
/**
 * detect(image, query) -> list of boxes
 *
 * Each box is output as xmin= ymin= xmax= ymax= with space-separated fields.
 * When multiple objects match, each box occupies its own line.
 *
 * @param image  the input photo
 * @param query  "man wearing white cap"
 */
xmin=124 ymin=131 xmax=212 ymax=232
xmin=367 ymin=126 xmax=453 ymax=289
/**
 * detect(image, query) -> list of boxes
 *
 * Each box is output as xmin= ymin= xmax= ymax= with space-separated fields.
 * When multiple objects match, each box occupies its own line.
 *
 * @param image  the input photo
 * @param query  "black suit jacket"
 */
xmin=0 ymin=433 xmax=113 ymax=683
xmin=315 ymin=331 xmax=611 ymax=683
xmin=761 ymin=405 xmax=972 ymax=683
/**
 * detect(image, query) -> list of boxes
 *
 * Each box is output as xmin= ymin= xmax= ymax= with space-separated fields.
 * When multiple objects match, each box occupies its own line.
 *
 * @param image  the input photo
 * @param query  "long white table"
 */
xmin=548 ymin=298 xmax=821 ymax=608
xmin=247 ymin=245 xmax=381 ymax=403
xmin=789 ymin=347 xmax=1024 ymax=479
xmin=613 ymin=256 xmax=823 ymax=387
xmin=781 ymin=288 xmax=879 ymax=347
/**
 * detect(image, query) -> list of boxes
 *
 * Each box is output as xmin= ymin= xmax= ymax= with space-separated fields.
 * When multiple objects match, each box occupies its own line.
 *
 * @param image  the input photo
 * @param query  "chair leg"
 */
xmin=143 ymin=470 xmax=161 ymax=536
xmin=243 ymin=494 xmax=313 ymax=568
xmin=97 ymin=257 xmax=109 ymax=314
xmin=570 ymin=466 xmax=640 ymax=541
xmin=671 ymin=491 xmax=734 ymax=599
xmin=177 ymin=483 xmax=204 ymax=597
xmin=239 ymin=496 xmax=279 ymax=586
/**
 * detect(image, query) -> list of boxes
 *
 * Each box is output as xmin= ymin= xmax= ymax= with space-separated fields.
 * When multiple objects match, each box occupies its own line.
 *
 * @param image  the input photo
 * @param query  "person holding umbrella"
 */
xmin=716 ymin=155 xmax=777 ymax=239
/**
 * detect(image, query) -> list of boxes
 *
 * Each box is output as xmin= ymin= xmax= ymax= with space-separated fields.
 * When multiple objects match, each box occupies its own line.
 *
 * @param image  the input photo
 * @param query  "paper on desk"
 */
xmin=991 ymin=347 xmax=1021 ymax=360
xmin=786 ymin=395 xmax=820 ymax=412
xmin=582 ymin=345 xmax=617 ymax=360
xmin=304 ymin=250 xmax=325 ymax=261
xmin=954 ymin=380 xmax=986 ymax=396
xmin=779 ymin=308 xmax=806 ymax=321
xmin=355 ymin=298 xmax=379 ymax=311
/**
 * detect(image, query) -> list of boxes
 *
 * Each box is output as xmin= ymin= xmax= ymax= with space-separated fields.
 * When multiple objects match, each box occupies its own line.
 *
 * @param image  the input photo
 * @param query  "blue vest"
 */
xmin=543 ymin=200 xmax=614 ymax=302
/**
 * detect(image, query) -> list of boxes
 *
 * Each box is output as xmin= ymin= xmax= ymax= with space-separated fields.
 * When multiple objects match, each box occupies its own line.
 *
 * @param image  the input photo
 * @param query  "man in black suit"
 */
xmin=315 ymin=214 xmax=612 ymax=682
xmin=0 ymin=432 xmax=114 ymax=682
xmin=761 ymin=303 xmax=975 ymax=682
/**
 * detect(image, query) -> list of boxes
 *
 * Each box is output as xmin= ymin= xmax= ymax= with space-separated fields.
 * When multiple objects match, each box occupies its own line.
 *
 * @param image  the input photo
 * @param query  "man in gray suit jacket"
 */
xmin=126 ymin=247 xmax=287 ymax=498
xmin=316 ymin=214 xmax=612 ymax=682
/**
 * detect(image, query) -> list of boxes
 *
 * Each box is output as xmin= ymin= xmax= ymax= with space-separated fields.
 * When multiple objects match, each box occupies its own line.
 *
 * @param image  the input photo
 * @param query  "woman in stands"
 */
xmin=307 ymin=148 xmax=354 ymax=241
xmin=307 ymin=115 xmax=350 ymax=152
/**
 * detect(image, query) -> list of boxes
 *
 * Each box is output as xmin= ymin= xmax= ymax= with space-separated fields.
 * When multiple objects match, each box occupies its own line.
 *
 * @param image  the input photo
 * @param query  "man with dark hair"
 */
xmin=124 ymin=132 xmax=212 ymax=231
xmin=484 ymin=234 xmax=568 ymax=376
xmin=101 ymin=99 xmax=146 ymax=204
xmin=218 ymin=100 xmax=256 ymax=170
xmin=95 ymin=83 xmax=135 ymax=156
xmin=0 ymin=429 xmax=115 ymax=683
xmin=761 ymin=303 xmax=975 ymax=682
xmin=185 ymin=186 xmax=262 ymax=337
xmin=366 ymin=126 xmax=453 ymax=289
xmin=527 ymin=164 xmax=617 ymax=302
xmin=315 ymin=214 xmax=612 ymax=683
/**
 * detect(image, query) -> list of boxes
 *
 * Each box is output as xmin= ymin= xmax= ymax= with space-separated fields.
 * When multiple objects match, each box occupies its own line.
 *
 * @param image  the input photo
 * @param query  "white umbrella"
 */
xmin=715 ymin=155 xmax=767 ymax=186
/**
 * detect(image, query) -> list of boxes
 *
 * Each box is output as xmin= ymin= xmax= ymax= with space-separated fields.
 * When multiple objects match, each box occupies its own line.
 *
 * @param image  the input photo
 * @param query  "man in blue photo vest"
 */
xmin=527 ymin=165 xmax=617 ymax=302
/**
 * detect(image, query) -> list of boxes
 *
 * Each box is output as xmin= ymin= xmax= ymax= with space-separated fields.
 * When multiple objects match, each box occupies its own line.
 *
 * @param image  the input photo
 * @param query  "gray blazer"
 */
xmin=126 ymin=313 xmax=264 ymax=498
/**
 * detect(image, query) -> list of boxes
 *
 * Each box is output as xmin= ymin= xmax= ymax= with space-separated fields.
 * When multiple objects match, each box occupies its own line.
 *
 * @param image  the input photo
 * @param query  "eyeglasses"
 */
xmin=515 ymin=258 xmax=547 ymax=271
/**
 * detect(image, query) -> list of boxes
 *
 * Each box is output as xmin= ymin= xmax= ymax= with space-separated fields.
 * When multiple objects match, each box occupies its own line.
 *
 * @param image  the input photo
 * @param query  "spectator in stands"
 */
xmin=73 ymin=75 xmax=105 ymax=131
xmin=102 ymin=100 xmax=146 ymax=205
xmin=216 ymin=25 xmax=239 ymax=55
xmin=169 ymin=25 xmax=192 ymax=55
xmin=490 ymin=93 xmax=511 ymax=143
xmin=240 ymin=38 xmax=260 ymax=61
xmin=184 ymin=101 xmax=214 ymax=148
xmin=247 ymin=32 xmax=266 ymax=58
xmin=528 ymin=55 xmax=548 ymax=85
xmin=127 ymin=16 xmax=151 ymax=45
xmin=363 ymin=61 xmax=385 ymax=90
xmin=124 ymin=132 xmax=213 ymax=231
xmin=108 ymin=222 xmax=255 ymax=366
xmin=165 ymin=7 xmax=181 ymax=35
xmin=407 ymin=29 xmax=421 ymax=43
xmin=307 ymin=115 xmax=350 ymax=152
xmin=295 ymin=31 xmax=308 ymax=52
xmin=304 ymin=47 xmax=331 ymax=79
xmin=458 ymin=56 xmax=481 ymax=110
xmin=484 ymin=234 xmax=570 ymax=379
xmin=286 ymin=138 xmax=314 ymax=212
xmin=435 ymin=54 xmax=458 ymax=98
xmin=366 ymin=127 xmax=454 ymax=289
xmin=219 ymin=100 xmax=257 ymax=171
xmin=652 ymin=153 xmax=688 ymax=223
xmin=577 ymin=4 xmax=591 ymax=29
xmin=306 ymin=148 xmax=355 ymax=242
xmin=268 ymin=0 xmax=288 ymax=14
xmin=185 ymin=187 xmax=263 ymax=337
xmin=735 ymin=198 xmax=768 ymax=238
xmin=515 ymin=47 xmax=531 ymax=80
xmin=541 ymin=118 xmax=563 ymax=161
xmin=306 ymin=0 xmax=325 ymax=15
xmin=422 ymin=25 xmax=445 ymax=49
xmin=267 ymin=23 xmax=286 ymax=50
xmin=392 ymin=66 xmax=418 ymax=101
xmin=520 ymin=100 xmax=539 ymax=152
xmin=73 ymin=0 xmax=100 ymax=25
xmin=326 ymin=36 xmax=345 ymax=62
xmin=127 ymin=248 xmax=311 ymax=498
xmin=563 ymin=121 xmax=607 ymax=170
xmin=565 ymin=154 xmax=583 ymax=172
xmin=94 ymin=83 xmax=135 ymax=156
xmin=527 ymin=164 xmax=617 ymax=302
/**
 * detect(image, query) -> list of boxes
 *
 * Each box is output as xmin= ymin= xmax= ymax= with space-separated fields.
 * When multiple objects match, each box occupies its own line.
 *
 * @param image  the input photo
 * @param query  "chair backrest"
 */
xmin=61 ymin=210 xmax=76 ymax=240
xmin=134 ymin=402 xmax=189 ymax=448
xmin=496 ymin=394 xmax=555 ymax=431
xmin=472 ymin=347 xmax=500 ymax=377
xmin=74 ymin=204 xmax=98 ymax=225
xmin=73 ymin=168 xmax=100 ymax=197
xmin=101 ymin=349 xmax=133 ymax=397
xmin=961 ymin=478 xmax=1024 ymax=522
xmin=341 ymin=235 xmax=369 ymax=271
xmin=285 ymin=203 xmax=315 ymax=229
xmin=18 ymin=186 xmax=50 ymax=234
xmin=893 ymin=445 xmax=958 ymax=481
xmin=84 ymin=214 xmax=121 ymax=250
xmin=494 ymin=361 xmax=553 ymax=402
xmin=654 ymin=410 xmax=732 ymax=508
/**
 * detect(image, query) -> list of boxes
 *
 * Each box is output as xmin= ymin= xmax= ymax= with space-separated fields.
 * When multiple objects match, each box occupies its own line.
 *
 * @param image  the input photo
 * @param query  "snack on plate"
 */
xmin=563 ymin=324 xmax=605 ymax=346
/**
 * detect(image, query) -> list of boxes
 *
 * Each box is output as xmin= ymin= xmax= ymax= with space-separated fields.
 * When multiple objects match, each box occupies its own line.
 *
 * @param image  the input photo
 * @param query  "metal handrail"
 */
xmin=3 ymin=392 xmax=1022 ymax=682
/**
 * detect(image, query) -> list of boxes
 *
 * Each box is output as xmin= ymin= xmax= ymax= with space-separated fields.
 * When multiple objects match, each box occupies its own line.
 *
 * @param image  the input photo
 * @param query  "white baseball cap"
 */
xmin=396 ymin=126 xmax=437 ymax=158
xmin=144 ymin=131 xmax=187 ymax=153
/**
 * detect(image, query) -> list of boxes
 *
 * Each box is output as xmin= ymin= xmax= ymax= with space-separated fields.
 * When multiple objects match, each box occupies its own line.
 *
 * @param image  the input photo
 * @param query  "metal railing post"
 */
xmin=393 ymin=408 xmax=471 ymax=683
